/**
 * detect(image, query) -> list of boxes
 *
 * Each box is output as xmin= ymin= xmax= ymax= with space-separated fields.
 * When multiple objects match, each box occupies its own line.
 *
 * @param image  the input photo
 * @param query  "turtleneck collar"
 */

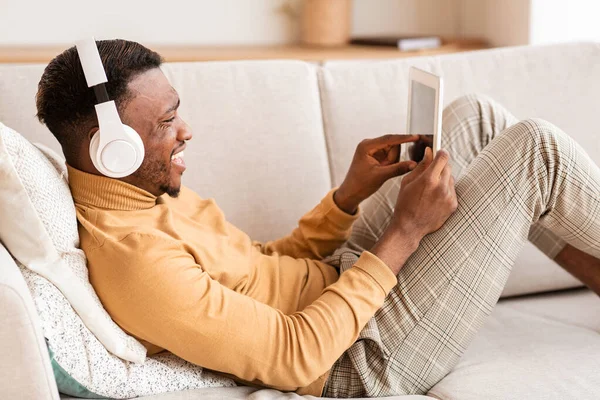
xmin=67 ymin=164 xmax=158 ymax=211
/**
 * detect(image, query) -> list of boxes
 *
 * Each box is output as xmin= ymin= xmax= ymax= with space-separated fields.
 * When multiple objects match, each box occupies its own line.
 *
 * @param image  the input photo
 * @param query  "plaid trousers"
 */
xmin=321 ymin=94 xmax=600 ymax=397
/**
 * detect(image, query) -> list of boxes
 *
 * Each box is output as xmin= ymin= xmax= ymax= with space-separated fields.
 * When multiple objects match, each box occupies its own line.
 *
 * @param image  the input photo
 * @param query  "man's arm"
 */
xmin=252 ymin=134 xmax=422 ymax=260
xmin=88 ymin=148 xmax=455 ymax=392
xmin=88 ymin=232 xmax=399 ymax=390
xmin=251 ymin=187 xmax=360 ymax=260
xmin=371 ymin=148 xmax=458 ymax=275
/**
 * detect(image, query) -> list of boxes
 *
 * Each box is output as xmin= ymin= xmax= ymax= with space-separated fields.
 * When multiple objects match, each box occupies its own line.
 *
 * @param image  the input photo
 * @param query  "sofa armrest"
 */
xmin=0 ymin=243 xmax=59 ymax=400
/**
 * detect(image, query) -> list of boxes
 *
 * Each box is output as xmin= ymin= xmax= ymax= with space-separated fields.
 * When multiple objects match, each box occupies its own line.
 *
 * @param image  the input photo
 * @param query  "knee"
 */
xmin=504 ymin=118 xmax=565 ymax=148
xmin=443 ymin=93 xmax=496 ymax=117
xmin=442 ymin=94 xmax=503 ymax=131
xmin=449 ymin=93 xmax=493 ymax=107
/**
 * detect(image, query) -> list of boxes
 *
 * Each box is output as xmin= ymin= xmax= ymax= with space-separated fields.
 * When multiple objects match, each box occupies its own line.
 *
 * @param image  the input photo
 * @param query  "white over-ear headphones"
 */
xmin=75 ymin=38 xmax=145 ymax=178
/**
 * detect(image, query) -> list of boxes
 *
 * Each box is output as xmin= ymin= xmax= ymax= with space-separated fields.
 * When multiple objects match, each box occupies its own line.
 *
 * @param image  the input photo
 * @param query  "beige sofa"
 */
xmin=1 ymin=42 xmax=599 ymax=400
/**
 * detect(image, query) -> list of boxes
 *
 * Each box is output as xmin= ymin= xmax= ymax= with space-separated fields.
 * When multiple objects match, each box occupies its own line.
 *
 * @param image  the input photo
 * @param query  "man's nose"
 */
xmin=178 ymin=120 xmax=193 ymax=142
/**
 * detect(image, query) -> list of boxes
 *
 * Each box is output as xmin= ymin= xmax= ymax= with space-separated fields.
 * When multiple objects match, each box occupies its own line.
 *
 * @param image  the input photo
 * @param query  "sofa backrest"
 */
xmin=319 ymin=42 xmax=600 ymax=186
xmin=318 ymin=42 xmax=600 ymax=296
xmin=0 ymin=61 xmax=331 ymax=243
xmin=1 ymin=42 xmax=598 ymax=297
xmin=162 ymin=61 xmax=331 ymax=241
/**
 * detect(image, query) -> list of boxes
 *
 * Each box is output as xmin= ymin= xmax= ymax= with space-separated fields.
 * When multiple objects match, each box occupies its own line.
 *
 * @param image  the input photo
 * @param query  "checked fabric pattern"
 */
xmin=321 ymin=94 xmax=600 ymax=397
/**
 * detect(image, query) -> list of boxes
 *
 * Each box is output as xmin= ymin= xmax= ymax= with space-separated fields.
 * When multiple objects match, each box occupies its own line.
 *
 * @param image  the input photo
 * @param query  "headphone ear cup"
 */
xmin=88 ymin=125 xmax=145 ymax=178
xmin=122 ymin=124 xmax=145 ymax=166
xmin=89 ymin=130 xmax=103 ymax=172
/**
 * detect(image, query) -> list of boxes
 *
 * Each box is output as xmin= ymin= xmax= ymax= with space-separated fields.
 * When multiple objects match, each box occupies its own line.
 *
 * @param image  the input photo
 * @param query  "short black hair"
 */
xmin=36 ymin=39 xmax=163 ymax=162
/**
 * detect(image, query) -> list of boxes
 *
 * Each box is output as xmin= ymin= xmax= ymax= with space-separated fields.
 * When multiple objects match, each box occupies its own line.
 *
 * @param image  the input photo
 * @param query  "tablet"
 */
xmin=406 ymin=67 xmax=444 ymax=162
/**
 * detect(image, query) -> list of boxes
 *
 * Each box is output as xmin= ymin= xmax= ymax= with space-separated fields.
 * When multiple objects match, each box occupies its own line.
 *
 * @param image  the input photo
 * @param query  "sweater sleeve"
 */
xmin=88 ymin=233 xmax=397 ymax=391
xmin=251 ymin=187 xmax=361 ymax=260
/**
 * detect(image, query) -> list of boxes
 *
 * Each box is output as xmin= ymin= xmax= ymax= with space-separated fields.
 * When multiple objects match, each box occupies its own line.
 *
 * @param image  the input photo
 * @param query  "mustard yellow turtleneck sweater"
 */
xmin=67 ymin=165 xmax=397 ymax=396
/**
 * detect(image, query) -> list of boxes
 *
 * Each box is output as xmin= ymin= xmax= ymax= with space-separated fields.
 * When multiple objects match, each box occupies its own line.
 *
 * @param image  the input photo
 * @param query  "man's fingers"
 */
xmin=448 ymin=175 xmax=458 ymax=210
xmin=423 ymin=146 xmax=433 ymax=163
xmin=364 ymin=134 xmax=420 ymax=152
xmin=381 ymin=160 xmax=417 ymax=177
xmin=427 ymin=149 xmax=450 ymax=178
xmin=441 ymin=163 xmax=452 ymax=185
xmin=449 ymin=175 xmax=456 ymax=194
xmin=385 ymin=143 xmax=400 ymax=164
xmin=413 ymin=146 xmax=433 ymax=171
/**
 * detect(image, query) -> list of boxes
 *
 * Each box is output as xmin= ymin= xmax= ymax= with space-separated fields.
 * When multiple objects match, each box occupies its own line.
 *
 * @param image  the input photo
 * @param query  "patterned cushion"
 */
xmin=0 ymin=122 xmax=235 ymax=398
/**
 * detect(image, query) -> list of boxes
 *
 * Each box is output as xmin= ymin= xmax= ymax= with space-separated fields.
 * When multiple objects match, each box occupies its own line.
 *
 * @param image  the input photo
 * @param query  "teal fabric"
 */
xmin=47 ymin=343 xmax=109 ymax=399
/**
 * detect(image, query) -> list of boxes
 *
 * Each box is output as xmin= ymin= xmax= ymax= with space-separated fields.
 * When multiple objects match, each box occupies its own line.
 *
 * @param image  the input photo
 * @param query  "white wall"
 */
xmin=460 ymin=0 xmax=600 ymax=47
xmin=5 ymin=0 xmax=597 ymax=48
xmin=352 ymin=0 xmax=459 ymax=37
xmin=0 ymin=0 xmax=301 ymax=45
xmin=529 ymin=0 xmax=600 ymax=45
xmin=460 ymin=0 xmax=531 ymax=47
xmin=0 ymin=0 xmax=461 ymax=46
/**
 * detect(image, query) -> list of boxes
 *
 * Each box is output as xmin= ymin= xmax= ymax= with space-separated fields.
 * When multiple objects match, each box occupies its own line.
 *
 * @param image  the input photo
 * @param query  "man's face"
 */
xmin=118 ymin=68 xmax=192 ymax=198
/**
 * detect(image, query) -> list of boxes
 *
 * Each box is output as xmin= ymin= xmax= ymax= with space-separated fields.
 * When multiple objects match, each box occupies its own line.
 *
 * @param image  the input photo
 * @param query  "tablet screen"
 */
xmin=408 ymin=80 xmax=436 ymax=162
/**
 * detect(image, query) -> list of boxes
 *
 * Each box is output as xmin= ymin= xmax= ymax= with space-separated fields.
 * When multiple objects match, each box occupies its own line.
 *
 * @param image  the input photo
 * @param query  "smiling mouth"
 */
xmin=171 ymin=150 xmax=184 ymax=161
xmin=170 ymin=149 xmax=185 ymax=168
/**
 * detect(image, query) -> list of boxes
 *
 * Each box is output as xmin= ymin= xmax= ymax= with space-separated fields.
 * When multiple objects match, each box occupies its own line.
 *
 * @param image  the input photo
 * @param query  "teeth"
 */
xmin=171 ymin=151 xmax=184 ymax=161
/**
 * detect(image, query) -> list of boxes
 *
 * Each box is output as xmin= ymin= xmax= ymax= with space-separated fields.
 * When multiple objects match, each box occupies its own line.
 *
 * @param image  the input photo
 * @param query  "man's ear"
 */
xmin=85 ymin=127 xmax=99 ymax=159
xmin=87 ymin=127 xmax=99 ymax=143
xmin=74 ymin=127 xmax=101 ymax=175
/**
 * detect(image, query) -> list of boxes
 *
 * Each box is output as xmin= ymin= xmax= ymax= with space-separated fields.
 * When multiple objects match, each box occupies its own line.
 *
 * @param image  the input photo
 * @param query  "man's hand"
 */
xmin=392 ymin=147 xmax=458 ymax=237
xmin=371 ymin=147 xmax=458 ymax=275
xmin=334 ymin=134 xmax=419 ymax=214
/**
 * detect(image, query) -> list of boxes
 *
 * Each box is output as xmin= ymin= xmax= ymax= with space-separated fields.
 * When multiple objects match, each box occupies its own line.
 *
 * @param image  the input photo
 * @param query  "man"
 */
xmin=36 ymin=40 xmax=600 ymax=397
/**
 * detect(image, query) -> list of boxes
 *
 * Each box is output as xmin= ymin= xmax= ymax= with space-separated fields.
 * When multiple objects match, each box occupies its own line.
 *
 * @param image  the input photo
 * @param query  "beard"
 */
xmin=133 ymin=155 xmax=181 ymax=198
xmin=160 ymin=182 xmax=181 ymax=198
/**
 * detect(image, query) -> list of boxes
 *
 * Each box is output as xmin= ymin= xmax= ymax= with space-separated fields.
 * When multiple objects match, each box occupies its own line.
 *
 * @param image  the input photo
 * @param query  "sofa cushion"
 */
xmin=0 ymin=121 xmax=146 ymax=363
xmin=160 ymin=61 xmax=332 ymax=242
xmin=0 ymin=64 xmax=58 ymax=152
xmin=428 ymin=288 xmax=600 ymax=400
xmin=318 ymin=42 xmax=600 ymax=298
xmin=0 ymin=60 xmax=333 ymax=244
xmin=59 ymin=386 xmax=438 ymax=399
xmin=0 ymin=122 xmax=235 ymax=398
xmin=0 ymin=243 xmax=59 ymax=400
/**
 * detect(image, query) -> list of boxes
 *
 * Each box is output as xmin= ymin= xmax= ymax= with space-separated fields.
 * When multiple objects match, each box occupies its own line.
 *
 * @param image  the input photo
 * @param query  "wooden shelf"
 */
xmin=0 ymin=38 xmax=488 ymax=64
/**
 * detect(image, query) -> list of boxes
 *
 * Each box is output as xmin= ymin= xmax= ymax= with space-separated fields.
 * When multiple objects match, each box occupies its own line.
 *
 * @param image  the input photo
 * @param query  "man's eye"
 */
xmin=163 ymin=116 xmax=175 ymax=123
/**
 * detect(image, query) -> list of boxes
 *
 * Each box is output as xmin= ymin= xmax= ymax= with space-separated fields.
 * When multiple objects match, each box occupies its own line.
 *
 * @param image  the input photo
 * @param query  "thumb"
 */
xmin=411 ymin=147 xmax=433 ymax=173
xmin=423 ymin=146 xmax=433 ymax=163
xmin=419 ymin=147 xmax=434 ymax=169
xmin=380 ymin=160 xmax=417 ymax=178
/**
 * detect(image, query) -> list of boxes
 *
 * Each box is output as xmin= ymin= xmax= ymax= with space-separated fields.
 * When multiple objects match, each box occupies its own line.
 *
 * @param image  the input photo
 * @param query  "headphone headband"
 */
xmin=93 ymin=84 xmax=110 ymax=104
xmin=76 ymin=38 xmax=145 ymax=178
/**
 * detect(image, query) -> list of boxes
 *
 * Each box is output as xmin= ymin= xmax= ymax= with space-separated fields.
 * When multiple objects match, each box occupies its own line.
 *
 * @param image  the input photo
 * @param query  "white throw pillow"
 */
xmin=0 ymin=122 xmax=235 ymax=398
xmin=0 ymin=121 xmax=146 ymax=363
